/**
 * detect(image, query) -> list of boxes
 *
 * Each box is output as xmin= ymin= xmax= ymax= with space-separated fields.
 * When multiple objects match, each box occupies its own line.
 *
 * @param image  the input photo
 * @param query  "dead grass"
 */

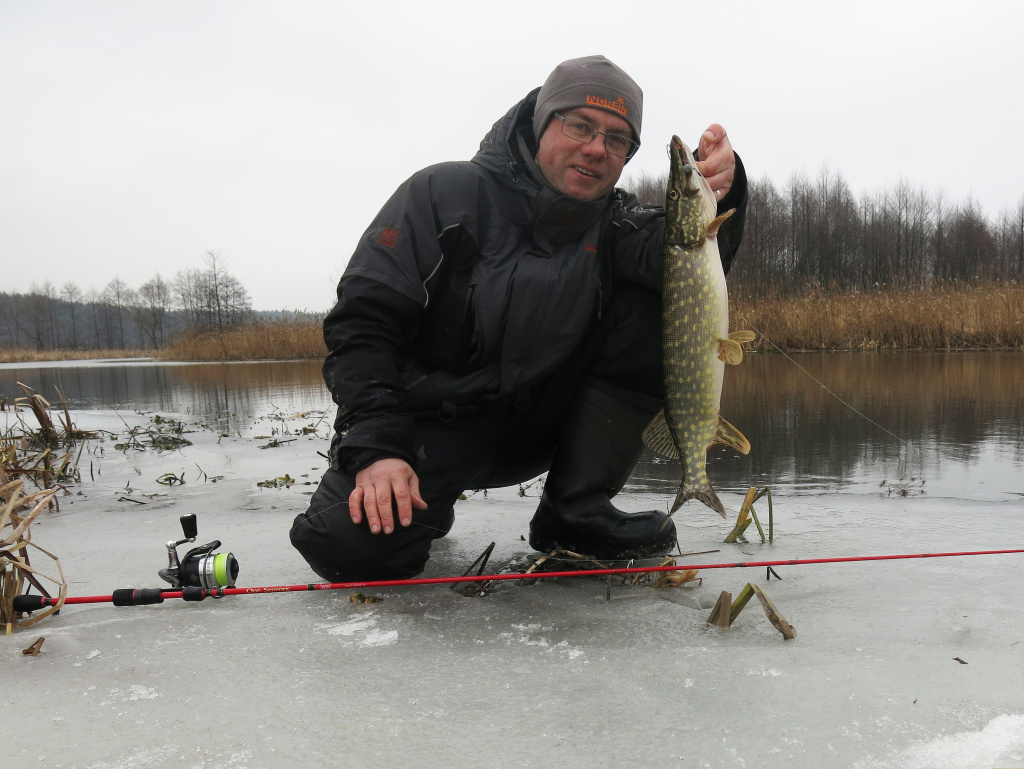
xmin=158 ymin=318 xmax=325 ymax=361
xmin=6 ymin=285 xmax=1021 ymax=363
xmin=732 ymin=283 xmax=1024 ymax=351
xmin=0 ymin=348 xmax=152 ymax=364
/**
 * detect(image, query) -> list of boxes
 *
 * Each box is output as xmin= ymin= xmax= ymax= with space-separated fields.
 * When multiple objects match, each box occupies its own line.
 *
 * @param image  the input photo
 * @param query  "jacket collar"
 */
xmin=472 ymin=89 xmax=609 ymax=250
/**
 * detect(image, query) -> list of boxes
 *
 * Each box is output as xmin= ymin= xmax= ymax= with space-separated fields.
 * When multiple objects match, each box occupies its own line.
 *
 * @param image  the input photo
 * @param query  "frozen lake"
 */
xmin=2 ymin=354 xmax=1023 ymax=768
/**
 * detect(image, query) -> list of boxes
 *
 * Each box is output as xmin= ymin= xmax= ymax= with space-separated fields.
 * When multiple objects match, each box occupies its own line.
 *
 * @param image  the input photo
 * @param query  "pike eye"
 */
xmin=668 ymin=189 xmax=679 ymax=200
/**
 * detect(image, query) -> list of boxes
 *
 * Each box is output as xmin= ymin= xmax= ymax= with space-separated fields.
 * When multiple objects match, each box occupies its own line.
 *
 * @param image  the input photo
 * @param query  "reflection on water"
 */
xmin=633 ymin=351 xmax=1024 ymax=499
xmin=2 ymin=352 xmax=1022 ymax=498
xmin=0 ymin=360 xmax=329 ymax=432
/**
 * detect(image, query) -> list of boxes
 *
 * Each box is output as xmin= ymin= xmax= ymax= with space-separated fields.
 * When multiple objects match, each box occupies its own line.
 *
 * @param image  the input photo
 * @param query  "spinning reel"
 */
xmin=158 ymin=514 xmax=239 ymax=590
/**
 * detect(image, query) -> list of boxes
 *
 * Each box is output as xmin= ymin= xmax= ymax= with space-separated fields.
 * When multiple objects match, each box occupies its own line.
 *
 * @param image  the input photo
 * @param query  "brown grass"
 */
xmin=158 ymin=318 xmax=326 ymax=361
xmin=4 ymin=284 xmax=1021 ymax=364
xmin=0 ymin=348 xmax=152 ymax=364
xmin=732 ymin=282 xmax=1024 ymax=351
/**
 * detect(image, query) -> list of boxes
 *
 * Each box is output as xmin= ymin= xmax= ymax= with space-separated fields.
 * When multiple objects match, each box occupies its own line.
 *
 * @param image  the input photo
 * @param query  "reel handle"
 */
xmin=180 ymin=514 xmax=198 ymax=540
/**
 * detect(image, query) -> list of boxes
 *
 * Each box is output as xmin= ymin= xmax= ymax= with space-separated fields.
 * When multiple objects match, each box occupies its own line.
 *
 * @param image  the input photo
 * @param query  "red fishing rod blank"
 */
xmin=12 ymin=546 xmax=1024 ymax=612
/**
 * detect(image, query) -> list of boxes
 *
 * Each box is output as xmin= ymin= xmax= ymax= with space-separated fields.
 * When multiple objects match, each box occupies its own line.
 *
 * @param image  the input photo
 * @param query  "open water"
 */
xmin=2 ymin=351 xmax=1022 ymax=502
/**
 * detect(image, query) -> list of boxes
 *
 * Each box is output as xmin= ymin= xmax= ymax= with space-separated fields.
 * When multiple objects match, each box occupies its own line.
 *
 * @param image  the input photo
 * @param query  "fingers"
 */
xmin=697 ymin=123 xmax=726 ymax=159
xmin=695 ymin=123 xmax=735 ymax=200
xmin=349 ymin=458 xmax=426 ymax=535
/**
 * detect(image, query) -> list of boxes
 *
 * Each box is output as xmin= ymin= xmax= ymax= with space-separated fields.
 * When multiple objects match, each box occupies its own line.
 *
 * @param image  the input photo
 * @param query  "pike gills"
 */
xmin=642 ymin=136 xmax=753 ymax=517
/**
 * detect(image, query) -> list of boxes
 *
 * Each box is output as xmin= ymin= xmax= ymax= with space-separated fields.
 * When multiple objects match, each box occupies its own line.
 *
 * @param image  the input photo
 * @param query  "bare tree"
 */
xmin=132 ymin=274 xmax=172 ymax=347
xmin=994 ymin=194 xmax=1024 ymax=280
xmin=102 ymin=278 xmax=134 ymax=349
xmin=61 ymin=281 xmax=83 ymax=349
xmin=623 ymin=170 xmax=668 ymax=208
xmin=173 ymin=251 xmax=252 ymax=341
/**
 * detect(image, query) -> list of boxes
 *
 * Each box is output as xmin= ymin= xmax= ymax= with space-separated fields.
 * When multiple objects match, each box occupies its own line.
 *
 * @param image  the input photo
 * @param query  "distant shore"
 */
xmin=2 ymin=284 xmax=1022 ymax=364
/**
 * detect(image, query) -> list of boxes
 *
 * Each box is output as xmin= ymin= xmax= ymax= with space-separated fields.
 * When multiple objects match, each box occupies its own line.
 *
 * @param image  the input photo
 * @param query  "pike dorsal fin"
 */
xmin=642 ymin=410 xmax=680 ymax=459
xmin=712 ymin=416 xmax=751 ymax=455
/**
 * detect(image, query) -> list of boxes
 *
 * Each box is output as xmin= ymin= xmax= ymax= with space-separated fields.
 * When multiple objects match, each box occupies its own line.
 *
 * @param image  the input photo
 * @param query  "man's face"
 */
xmin=535 ymin=107 xmax=630 ymax=202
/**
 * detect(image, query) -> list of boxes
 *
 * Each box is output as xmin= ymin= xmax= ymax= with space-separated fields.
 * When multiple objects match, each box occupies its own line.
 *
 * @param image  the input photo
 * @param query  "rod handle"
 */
xmin=12 ymin=595 xmax=51 ymax=612
xmin=111 ymin=588 xmax=165 ymax=606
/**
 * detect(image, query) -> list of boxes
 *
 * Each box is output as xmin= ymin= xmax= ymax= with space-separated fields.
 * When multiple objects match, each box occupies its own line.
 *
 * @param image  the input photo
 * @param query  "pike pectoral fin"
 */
xmin=712 ymin=416 xmax=750 ymax=455
xmin=707 ymin=209 xmax=735 ymax=237
xmin=642 ymin=410 xmax=679 ymax=459
xmin=671 ymin=481 xmax=727 ymax=518
xmin=718 ymin=331 xmax=756 ymax=363
xmin=718 ymin=338 xmax=744 ymax=364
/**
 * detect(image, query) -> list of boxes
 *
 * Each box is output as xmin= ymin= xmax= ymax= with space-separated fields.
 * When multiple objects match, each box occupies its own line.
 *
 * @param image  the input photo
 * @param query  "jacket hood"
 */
xmin=471 ymin=88 xmax=608 ymax=249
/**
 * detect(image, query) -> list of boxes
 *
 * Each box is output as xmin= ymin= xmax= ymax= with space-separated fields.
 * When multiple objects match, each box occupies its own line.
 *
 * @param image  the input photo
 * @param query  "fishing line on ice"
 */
xmin=738 ymin=316 xmax=922 ymax=458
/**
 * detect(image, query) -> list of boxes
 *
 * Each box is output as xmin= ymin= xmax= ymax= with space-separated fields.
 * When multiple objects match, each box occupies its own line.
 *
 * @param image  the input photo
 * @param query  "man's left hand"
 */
xmin=696 ymin=123 xmax=735 ymax=201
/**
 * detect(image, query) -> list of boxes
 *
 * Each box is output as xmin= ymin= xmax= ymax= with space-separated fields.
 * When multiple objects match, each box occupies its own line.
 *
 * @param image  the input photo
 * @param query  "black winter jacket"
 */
xmin=324 ymin=89 xmax=747 ymax=473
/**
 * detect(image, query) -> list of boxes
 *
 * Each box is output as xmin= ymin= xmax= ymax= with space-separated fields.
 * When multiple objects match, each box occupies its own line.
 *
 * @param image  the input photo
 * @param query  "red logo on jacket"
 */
xmin=375 ymin=227 xmax=401 ymax=248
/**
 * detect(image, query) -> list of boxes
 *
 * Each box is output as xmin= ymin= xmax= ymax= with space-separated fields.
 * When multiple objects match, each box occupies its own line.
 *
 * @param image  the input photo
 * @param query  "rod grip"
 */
xmin=112 ymin=588 xmax=165 ymax=606
xmin=12 ymin=595 xmax=50 ymax=612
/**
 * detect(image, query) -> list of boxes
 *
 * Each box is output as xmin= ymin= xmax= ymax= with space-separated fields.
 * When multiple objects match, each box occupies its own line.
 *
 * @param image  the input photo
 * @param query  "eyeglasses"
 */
xmin=553 ymin=113 xmax=638 ymax=159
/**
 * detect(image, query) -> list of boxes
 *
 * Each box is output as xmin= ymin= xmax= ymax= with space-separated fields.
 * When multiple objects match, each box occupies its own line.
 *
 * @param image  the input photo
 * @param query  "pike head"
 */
xmin=665 ymin=136 xmax=718 ymax=249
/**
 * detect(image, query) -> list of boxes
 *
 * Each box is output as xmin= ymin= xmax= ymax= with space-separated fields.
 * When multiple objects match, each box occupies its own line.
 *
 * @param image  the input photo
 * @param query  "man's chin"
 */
xmin=560 ymin=177 xmax=608 ymax=203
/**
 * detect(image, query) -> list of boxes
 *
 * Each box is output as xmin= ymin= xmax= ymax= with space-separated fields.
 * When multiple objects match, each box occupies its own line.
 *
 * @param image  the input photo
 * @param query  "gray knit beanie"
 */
xmin=532 ymin=55 xmax=643 ymax=147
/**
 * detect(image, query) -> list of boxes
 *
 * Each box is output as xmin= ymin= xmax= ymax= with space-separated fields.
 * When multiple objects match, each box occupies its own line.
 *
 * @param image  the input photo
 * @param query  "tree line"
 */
xmin=5 ymin=173 xmax=1024 ymax=352
xmin=629 ymin=167 xmax=1024 ymax=292
xmin=1 ymin=251 xmax=253 ymax=351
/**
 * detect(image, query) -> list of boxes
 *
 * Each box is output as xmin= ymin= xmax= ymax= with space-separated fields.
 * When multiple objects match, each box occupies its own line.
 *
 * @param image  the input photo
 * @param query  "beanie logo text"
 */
xmin=585 ymin=95 xmax=628 ymax=116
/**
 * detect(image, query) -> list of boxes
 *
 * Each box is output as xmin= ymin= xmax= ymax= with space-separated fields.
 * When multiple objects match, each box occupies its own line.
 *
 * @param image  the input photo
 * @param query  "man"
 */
xmin=290 ymin=55 xmax=746 ymax=581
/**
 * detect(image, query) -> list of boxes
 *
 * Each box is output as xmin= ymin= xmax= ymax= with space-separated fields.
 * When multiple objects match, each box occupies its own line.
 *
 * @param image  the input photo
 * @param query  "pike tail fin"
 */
xmin=671 ymin=480 xmax=727 ymax=518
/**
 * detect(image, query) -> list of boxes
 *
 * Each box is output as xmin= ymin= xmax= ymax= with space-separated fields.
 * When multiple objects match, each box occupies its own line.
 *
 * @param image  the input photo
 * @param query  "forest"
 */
xmin=3 ymin=168 xmax=1023 ymax=359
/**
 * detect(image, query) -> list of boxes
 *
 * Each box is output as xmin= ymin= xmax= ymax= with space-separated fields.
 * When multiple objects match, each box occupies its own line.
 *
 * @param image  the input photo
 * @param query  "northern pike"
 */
xmin=642 ymin=136 xmax=753 ymax=517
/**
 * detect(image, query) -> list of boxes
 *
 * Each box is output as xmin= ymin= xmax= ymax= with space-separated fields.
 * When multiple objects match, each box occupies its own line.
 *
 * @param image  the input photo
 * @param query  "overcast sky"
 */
xmin=2 ymin=1 xmax=1021 ymax=311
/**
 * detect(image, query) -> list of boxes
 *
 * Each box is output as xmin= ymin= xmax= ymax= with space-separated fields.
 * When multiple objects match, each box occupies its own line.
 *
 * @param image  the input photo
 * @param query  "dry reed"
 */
xmin=6 ymin=285 xmax=1020 ymax=364
xmin=159 ymin=318 xmax=325 ymax=362
xmin=732 ymin=283 xmax=1024 ymax=351
xmin=0 ymin=348 xmax=152 ymax=364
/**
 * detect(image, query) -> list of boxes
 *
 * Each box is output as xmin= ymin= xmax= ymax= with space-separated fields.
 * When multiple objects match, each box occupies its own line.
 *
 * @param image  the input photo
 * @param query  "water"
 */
xmin=0 ymin=358 xmax=328 ymax=432
xmin=3 ymin=351 xmax=1022 ymax=501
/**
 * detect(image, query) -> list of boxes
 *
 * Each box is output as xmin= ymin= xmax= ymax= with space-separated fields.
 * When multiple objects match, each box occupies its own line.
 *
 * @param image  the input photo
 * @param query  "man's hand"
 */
xmin=349 ymin=458 xmax=428 ymax=535
xmin=696 ymin=123 xmax=735 ymax=201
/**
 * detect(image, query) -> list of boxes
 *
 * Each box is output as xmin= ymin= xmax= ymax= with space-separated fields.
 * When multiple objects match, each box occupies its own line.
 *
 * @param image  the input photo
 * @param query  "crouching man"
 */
xmin=290 ymin=55 xmax=747 ymax=581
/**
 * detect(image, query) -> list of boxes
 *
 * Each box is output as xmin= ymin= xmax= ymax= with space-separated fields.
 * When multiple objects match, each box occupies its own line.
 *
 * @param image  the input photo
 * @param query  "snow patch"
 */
xmin=856 ymin=714 xmax=1024 ymax=769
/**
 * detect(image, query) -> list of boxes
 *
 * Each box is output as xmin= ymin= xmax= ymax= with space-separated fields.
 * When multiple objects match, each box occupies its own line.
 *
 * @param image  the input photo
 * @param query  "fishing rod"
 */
xmin=14 ymin=546 xmax=1024 ymax=612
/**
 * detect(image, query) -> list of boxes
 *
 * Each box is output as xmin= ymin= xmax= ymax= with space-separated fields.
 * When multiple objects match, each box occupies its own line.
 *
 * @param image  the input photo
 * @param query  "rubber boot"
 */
xmin=528 ymin=383 xmax=676 ymax=559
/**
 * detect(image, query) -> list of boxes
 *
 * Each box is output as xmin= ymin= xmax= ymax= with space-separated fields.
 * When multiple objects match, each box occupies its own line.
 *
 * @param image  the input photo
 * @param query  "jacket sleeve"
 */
xmin=323 ymin=167 xmax=455 ymax=474
xmin=605 ymin=151 xmax=749 ymax=289
xmin=323 ymin=275 xmax=424 ymax=474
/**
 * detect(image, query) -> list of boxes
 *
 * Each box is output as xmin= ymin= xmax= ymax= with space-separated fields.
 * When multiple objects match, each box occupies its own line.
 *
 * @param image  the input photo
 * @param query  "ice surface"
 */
xmin=3 ymin=407 xmax=1023 ymax=768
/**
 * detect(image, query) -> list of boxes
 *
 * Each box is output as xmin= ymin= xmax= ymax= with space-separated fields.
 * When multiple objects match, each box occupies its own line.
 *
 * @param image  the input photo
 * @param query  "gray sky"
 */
xmin=2 ymin=0 xmax=1021 ymax=311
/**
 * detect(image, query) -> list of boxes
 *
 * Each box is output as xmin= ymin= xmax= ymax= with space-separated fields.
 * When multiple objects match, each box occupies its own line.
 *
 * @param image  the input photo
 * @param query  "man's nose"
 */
xmin=581 ymin=132 xmax=608 ymax=157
